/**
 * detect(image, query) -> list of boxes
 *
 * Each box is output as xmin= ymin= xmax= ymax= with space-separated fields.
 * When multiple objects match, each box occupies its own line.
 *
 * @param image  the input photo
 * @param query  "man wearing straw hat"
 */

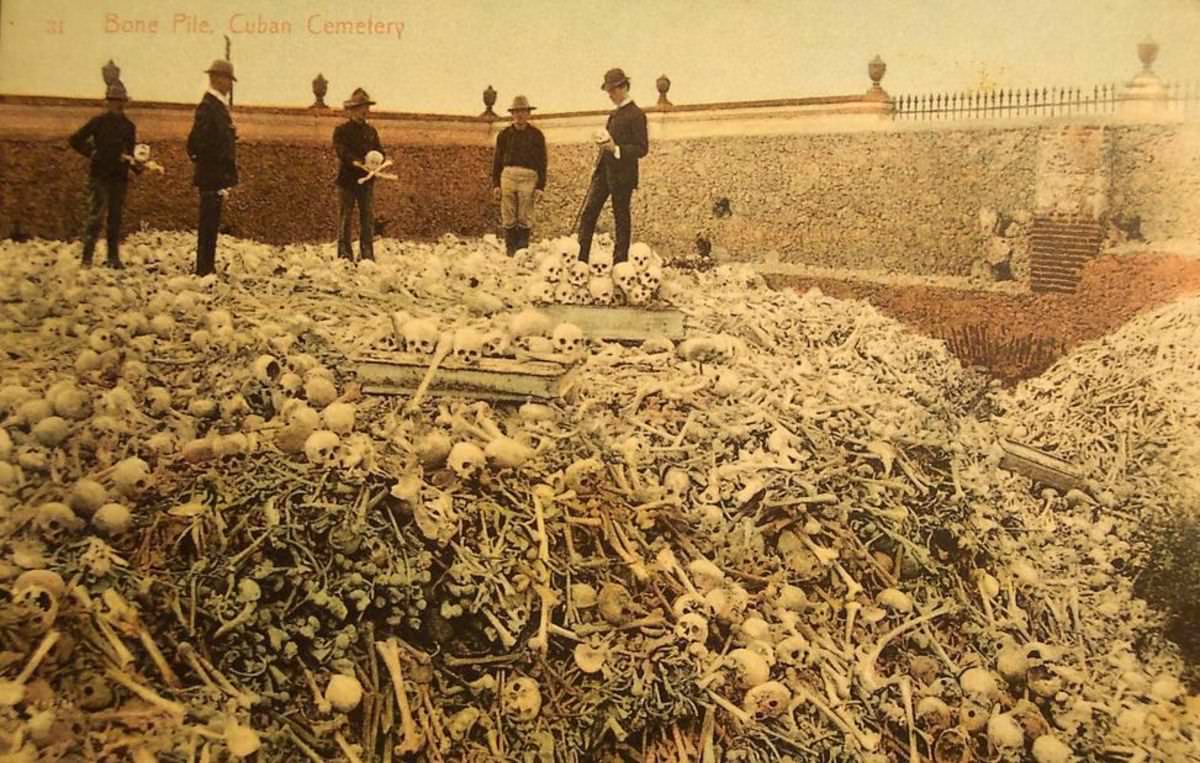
xmin=69 ymin=80 xmax=140 ymax=269
xmin=187 ymin=59 xmax=239 ymax=276
xmin=491 ymin=95 xmax=547 ymax=256
xmin=334 ymin=87 xmax=385 ymax=262
xmin=577 ymin=67 xmax=648 ymax=265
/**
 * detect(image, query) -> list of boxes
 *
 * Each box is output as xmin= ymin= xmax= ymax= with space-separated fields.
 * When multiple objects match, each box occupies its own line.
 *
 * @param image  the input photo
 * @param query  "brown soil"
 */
xmin=768 ymin=253 xmax=1200 ymax=384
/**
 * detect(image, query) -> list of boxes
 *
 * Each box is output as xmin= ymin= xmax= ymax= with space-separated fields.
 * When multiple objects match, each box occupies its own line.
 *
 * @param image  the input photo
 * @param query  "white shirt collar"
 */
xmin=612 ymin=95 xmax=632 ymax=111
xmin=206 ymin=87 xmax=231 ymax=109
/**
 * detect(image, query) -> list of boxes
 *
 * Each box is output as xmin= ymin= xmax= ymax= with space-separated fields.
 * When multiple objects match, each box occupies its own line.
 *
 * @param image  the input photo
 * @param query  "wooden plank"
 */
xmin=540 ymin=304 xmax=686 ymax=342
xmin=353 ymin=353 xmax=571 ymax=401
xmin=997 ymin=438 xmax=1086 ymax=493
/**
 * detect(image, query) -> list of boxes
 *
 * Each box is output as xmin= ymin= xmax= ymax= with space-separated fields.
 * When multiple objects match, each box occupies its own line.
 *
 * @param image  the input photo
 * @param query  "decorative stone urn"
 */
xmin=868 ymin=55 xmax=887 ymax=92
xmin=1137 ymin=37 xmax=1159 ymax=73
xmin=311 ymin=73 xmax=328 ymax=109
xmin=102 ymin=60 xmax=121 ymax=87
xmin=481 ymin=85 xmax=498 ymax=119
xmin=656 ymin=74 xmax=672 ymax=107
xmin=1120 ymin=37 xmax=1167 ymax=116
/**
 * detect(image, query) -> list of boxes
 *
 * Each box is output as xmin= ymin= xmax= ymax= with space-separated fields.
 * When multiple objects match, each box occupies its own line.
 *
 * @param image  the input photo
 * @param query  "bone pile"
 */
xmin=526 ymin=237 xmax=670 ymax=307
xmin=0 ymin=231 xmax=1197 ymax=763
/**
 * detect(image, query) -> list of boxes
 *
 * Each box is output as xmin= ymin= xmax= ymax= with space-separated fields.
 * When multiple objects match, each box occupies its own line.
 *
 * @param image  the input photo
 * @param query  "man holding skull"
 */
xmin=69 ymin=81 xmax=140 ymax=269
xmin=333 ymin=87 xmax=385 ymax=262
xmin=187 ymin=59 xmax=239 ymax=277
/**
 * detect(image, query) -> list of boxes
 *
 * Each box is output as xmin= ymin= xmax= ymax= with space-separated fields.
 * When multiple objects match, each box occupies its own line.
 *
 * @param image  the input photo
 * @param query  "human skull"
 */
xmin=12 ymin=585 xmax=59 ymax=635
xmin=133 ymin=143 xmax=151 ymax=162
xmin=639 ymin=263 xmax=663 ymax=293
xmin=587 ymin=277 xmax=614 ymax=305
xmin=567 ymin=261 xmax=590 ymax=288
xmin=556 ymin=238 xmax=581 ymax=267
xmin=304 ymin=430 xmax=341 ymax=465
xmin=111 ymin=457 xmax=152 ymax=496
xmin=554 ymin=280 xmax=577 ymax=304
xmin=775 ymin=635 xmax=810 ymax=667
xmin=727 ymin=647 xmax=771 ymax=688
xmin=662 ymin=467 xmax=690 ymax=503
xmin=35 ymin=502 xmax=85 ymax=543
xmin=452 ymin=328 xmax=484 ymax=365
xmin=589 ymin=248 xmax=614 ymax=278
xmin=538 ymin=254 xmax=563 ymax=284
xmin=674 ymin=613 xmax=709 ymax=644
xmin=365 ymin=150 xmax=384 ymax=171
xmin=626 ymin=284 xmax=651 ymax=306
xmin=447 ymin=442 xmax=485 ymax=481
xmin=743 ymin=681 xmax=790 ymax=721
xmin=402 ymin=318 xmax=439 ymax=354
xmin=612 ymin=262 xmax=638 ymax=296
xmin=252 ymin=354 xmax=281 ymax=382
xmin=527 ymin=279 xmax=554 ymax=304
xmin=502 ymin=676 xmax=542 ymax=722
xmin=628 ymin=242 xmax=654 ymax=270
xmin=481 ymin=330 xmax=511 ymax=357
xmin=563 ymin=457 xmax=603 ymax=494
xmin=510 ymin=309 xmax=553 ymax=351
xmin=552 ymin=323 xmax=585 ymax=355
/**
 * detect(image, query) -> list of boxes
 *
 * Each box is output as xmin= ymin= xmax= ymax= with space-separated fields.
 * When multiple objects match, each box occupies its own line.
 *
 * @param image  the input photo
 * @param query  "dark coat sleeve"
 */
xmin=333 ymin=123 xmax=354 ymax=166
xmin=69 ymin=116 xmax=98 ymax=158
xmin=535 ymin=129 xmax=547 ymax=190
xmin=616 ymin=110 xmax=648 ymax=161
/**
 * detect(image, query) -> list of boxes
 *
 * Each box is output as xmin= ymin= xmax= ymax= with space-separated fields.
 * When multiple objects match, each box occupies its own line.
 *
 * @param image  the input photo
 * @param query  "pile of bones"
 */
xmin=0 ymin=229 xmax=1197 ymax=763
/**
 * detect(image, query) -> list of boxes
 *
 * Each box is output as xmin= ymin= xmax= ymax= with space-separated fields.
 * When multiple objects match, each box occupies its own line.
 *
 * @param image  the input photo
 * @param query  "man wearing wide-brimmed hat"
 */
xmin=187 ymin=59 xmax=239 ymax=276
xmin=577 ymin=67 xmax=648 ymax=265
xmin=69 ymin=81 xmax=140 ymax=268
xmin=491 ymin=95 xmax=547 ymax=256
xmin=333 ymin=87 xmax=384 ymax=261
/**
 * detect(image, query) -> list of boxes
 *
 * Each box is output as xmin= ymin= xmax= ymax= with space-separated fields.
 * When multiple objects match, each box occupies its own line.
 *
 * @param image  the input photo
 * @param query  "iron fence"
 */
xmin=1165 ymin=80 xmax=1200 ymax=114
xmin=893 ymin=85 xmax=1120 ymax=120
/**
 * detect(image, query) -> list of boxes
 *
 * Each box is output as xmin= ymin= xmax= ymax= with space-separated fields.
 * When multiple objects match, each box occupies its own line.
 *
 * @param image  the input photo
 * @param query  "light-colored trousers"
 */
xmin=500 ymin=166 xmax=538 ymax=230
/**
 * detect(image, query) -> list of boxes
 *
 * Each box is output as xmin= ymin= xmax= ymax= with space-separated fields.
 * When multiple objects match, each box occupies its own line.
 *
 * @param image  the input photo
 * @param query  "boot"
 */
xmin=104 ymin=242 xmax=124 ymax=269
xmin=514 ymin=227 xmax=530 ymax=253
xmin=503 ymin=228 xmax=517 ymax=257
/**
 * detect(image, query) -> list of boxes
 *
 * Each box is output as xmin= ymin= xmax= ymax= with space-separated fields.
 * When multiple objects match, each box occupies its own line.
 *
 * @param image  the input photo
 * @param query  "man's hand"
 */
xmin=492 ymin=187 xmax=502 ymax=203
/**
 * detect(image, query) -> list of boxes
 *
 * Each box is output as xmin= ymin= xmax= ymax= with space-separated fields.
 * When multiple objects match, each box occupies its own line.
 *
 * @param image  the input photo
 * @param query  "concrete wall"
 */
xmin=0 ymin=94 xmax=1196 ymax=278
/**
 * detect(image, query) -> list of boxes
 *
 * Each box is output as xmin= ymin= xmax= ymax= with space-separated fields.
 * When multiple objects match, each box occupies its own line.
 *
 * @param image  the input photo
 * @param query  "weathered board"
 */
xmin=998 ymin=438 xmax=1086 ymax=493
xmin=540 ymin=304 xmax=686 ymax=342
xmin=353 ymin=353 xmax=571 ymax=402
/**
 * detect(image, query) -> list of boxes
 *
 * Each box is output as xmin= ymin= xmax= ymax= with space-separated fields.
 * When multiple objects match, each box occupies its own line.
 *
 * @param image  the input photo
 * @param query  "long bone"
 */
xmin=375 ymin=639 xmax=424 ymax=754
xmin=856 ymin=606 xmax=953 ymax=694
xmin=353 ymin=157 xmax=398 ymax=183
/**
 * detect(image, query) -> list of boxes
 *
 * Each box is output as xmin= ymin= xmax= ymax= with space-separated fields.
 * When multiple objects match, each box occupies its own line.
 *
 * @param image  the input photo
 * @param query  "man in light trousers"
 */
xmin=491 ymin=95 xmax=547 ymax=255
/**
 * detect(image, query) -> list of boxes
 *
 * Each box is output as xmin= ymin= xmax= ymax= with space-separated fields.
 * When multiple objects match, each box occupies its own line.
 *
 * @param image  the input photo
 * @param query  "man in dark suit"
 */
xmin=69 ymin=81 xmax=139 ymax=269
xmin=187 ymin=60 xmax=239 ymax=276
xmin=577 ymin=67 xmax=648 ymax=265
xmin=333 ymin=87 xmax=384 ymax=262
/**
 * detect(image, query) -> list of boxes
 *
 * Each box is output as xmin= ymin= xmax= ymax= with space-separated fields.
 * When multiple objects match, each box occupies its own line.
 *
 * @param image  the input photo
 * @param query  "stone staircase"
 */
xmin=1029 ymin=215 xmax=1105 ymax=293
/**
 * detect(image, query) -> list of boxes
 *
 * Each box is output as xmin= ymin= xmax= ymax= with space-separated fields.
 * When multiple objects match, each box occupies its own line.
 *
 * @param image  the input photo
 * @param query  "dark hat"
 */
xmin=205 ymin=59 xmax=237 ymax=81
xmin=508 ymin=95 xmax=536 ymax=112
xmin=601 ymin=68 xmax=629 ymax=91
xmin=344 ymin=87 xmax=376 ymax=109
xmin=104 ymin=81 xmax=129 ymax=101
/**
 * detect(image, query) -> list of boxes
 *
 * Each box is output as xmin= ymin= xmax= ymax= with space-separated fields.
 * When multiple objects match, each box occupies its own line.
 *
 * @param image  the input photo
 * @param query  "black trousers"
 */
xmin=196 ymin=190 xmax=224 ymax=276
xmin=337 ymin=183 xmax=374 ymax=260
xmin=577 ymin=172 xmax=634 ymax=264
xmin=81 ymin=177 xmax=128 ymax=263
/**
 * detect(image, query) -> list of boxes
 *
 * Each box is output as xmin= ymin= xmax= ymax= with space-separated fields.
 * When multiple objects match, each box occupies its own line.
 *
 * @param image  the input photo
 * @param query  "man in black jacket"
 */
xmin=69 ymin=81 xmax=138 ymax=268
xmin=492 ymin=95 xmax=547 ymax=256
xmin=577 ymin=67 xmax=648 ymax=265
xmin=187 ymin=60 xmax=239 ymax=276
xmin=333 ymin=87 xmax=384 ymax=261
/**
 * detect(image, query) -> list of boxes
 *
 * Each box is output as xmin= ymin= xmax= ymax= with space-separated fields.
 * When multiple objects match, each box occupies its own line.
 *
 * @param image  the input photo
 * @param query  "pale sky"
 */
xmin=2 ymin=0 xmax=1199 ymax=114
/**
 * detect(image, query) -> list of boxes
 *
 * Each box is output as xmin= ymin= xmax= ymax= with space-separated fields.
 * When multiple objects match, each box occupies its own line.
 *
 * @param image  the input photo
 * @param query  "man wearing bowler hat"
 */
xmin=577 ymin=67 xmax=648 ymax=265
xmin=492 ymin=95 xmax=547 ymax=256
xmin=333 ymin=87 xmax=384 ymax=262
xmin=187 ymin=59 xmax=239 ymax=276
xmin=69 ymin=80 xmax=140 ymax=269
